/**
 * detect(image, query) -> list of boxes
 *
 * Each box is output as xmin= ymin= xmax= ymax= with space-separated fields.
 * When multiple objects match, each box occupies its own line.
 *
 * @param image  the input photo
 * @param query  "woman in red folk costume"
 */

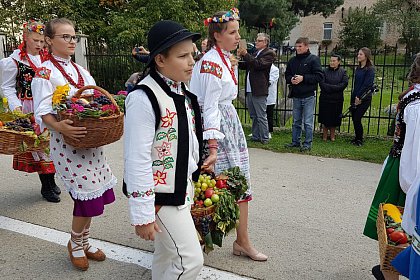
xmin=1 ymin=19 xmax=60 ymax=203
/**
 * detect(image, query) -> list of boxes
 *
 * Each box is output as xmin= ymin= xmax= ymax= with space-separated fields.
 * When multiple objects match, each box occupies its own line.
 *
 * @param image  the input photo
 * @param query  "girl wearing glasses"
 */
xmin=1 ymin=19 xmax=60 ymax=203
xmin=32 ymin=18 xmax=116 ymax=271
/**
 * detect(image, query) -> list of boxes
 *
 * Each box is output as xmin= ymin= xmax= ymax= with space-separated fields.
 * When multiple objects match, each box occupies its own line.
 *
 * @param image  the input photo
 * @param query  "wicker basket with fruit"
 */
xmin=54 ymin=85 xmax=123 ymax=148
xmin=0 ymin=113 xmax=49 ymax=155
xmin=377 ymin=203 xmax=410 ymax=275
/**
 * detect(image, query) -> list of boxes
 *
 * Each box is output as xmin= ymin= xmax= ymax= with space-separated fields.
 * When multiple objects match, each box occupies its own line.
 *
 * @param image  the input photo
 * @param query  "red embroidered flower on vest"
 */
xmin=153 ymin=170 xmax=167 ymax=186
xmin=161 ymin=108 xmax=177 ymax=128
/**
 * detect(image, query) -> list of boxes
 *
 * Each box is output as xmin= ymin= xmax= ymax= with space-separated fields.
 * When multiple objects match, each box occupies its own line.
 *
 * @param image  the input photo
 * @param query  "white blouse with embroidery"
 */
xmin=190 ymin=47 xmax=238 ymax=140
xmin=32 ymin=55 xmax=95 ymax=131
xmin=125 ymin=72 xmax=199 ymax=226
xmin=31 ymin=55 xmax=117 ymax=200
xmin=400 ymin=83 xmax=420 ymax=235
xmin=1 ymin=49 xmax=42 ymax=111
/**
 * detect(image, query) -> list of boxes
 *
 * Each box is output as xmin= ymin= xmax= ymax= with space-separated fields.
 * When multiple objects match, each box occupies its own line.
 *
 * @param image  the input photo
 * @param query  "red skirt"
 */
xmin=13 ymin=152 xmax=56 ymax=174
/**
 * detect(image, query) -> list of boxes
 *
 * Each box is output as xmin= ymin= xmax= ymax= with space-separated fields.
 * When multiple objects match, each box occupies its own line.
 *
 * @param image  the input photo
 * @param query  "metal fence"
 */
xmin=3 ymin=36 xmax=416 ymax=137
xmin=85 ymin=43 xmax=417 ymax=137
xmin=234 ymin=44 xmax=417 ymax=137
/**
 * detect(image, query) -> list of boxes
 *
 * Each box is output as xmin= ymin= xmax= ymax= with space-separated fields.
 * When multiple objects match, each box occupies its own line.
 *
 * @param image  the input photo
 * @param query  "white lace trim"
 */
xmin=131 ymin=217 xmax=156 ymax=227
xmin=203 ymin=129 xmax=225 ymax=140
xmin=67 ymin=175 xmax=117 ymax=201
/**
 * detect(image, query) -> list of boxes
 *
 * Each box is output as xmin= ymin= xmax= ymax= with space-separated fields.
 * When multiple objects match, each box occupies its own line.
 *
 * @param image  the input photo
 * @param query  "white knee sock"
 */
xmin=70 ymin=231 xmax=86 ymax=258
xmin=82 ymin=228 xmax=99 ymax=253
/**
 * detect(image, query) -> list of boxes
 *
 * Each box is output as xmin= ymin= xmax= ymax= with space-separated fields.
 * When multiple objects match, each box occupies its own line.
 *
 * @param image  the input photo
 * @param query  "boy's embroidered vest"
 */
xmin=135 ymin=73 xmax=203 ymax=206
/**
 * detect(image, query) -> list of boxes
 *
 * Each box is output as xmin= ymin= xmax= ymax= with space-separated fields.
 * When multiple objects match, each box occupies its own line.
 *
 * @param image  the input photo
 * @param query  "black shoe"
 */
xmin=39 ymin=174 xmax=61 ymax=203
xmin=284 ymin=143 xmax=300 ymax=148
xmin=300 ymin=146 xmax=311 ymax=152
xmin=352 ymin=139 xmax=363 ymax=147
xmin=48 ymin=174 xmax=61 ymax=195
xmin=372 ymin=265 xmax=385 ymax=280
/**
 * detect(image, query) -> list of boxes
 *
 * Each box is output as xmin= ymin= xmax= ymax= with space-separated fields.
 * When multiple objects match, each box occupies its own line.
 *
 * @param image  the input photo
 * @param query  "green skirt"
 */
xmin=363 ymin=156 xmax=406 ymax=240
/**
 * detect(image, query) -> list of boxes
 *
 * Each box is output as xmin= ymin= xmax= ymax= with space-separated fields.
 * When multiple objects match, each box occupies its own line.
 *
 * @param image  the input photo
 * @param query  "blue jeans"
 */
xmin=292 ymin=96 xmax=315 ymax=148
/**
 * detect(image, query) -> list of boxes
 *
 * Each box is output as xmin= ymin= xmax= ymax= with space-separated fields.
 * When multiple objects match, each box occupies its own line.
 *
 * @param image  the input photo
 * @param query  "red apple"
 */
xmin=205 ymin=188 xmax=214 ymax=199
xmin=216 ymin=180 xmax=228 ymax=189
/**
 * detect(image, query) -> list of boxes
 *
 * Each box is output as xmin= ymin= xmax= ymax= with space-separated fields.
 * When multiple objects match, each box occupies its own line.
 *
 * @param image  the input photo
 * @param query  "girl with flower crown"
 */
xmin=1 ymin=19 xmax=60 ymax=203
xmin=31 ymin=18 xmax=116 ymax=271
xmin=190 ymin=8 xmax=268 ymax=261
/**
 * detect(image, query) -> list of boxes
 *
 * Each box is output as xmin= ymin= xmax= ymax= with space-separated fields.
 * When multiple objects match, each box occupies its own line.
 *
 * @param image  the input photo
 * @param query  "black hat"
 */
xmin=146 ymin=20 xmax=201 ymax=68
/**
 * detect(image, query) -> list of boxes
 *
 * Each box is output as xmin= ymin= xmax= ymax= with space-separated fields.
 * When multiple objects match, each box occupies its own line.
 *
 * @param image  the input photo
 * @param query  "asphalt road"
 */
xmin=0 ymin=139 xmax=393 ymax=279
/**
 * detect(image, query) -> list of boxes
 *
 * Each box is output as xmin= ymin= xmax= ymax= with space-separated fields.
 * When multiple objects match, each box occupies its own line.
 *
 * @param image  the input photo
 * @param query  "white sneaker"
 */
xmin=269 ymin=133 xmax=272 ymax=139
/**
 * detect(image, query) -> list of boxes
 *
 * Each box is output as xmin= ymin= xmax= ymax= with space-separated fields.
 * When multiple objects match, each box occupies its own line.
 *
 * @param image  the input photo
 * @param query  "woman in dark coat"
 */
xmin=351 ymin=47 xmax=375 ymax=146
xmin=318 ymin=54 xmax=348 ymax=141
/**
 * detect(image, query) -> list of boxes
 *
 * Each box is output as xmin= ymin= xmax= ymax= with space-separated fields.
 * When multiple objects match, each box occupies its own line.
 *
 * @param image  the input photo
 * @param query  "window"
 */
xmin=323 ymin=23 xmax=333 ymax=40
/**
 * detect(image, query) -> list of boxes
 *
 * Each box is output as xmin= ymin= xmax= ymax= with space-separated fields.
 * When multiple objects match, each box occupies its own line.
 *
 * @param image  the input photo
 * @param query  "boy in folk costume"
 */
xmin=124 ymin=20 xmax=204 ymax=279
xmin=32 ymin=18 xmax=116 ymax=271
xmin=1 ymin=19 xmax=60 ymax=202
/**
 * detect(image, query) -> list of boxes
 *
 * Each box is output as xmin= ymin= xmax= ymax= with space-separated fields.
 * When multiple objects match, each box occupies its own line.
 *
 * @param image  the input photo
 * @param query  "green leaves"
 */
xmin=338 ymin=7 xmax=383 ymax=50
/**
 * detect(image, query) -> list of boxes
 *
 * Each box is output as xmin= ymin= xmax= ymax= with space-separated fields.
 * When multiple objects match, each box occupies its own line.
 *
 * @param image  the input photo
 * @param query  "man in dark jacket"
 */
xmin=284 ymin=37 xmax=323 ymax=151
xmin=238 ymin=33 xmax=276 ymax=144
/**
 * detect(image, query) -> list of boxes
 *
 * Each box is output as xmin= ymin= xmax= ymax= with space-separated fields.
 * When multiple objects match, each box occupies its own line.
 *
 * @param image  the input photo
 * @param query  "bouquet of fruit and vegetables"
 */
xmin=53 ymin=84 xmax=121 ymax=119
xmin=383 ymin=203 xmax=411 ymax=247
xmin=192 ymin=166 xmax=247 ymax=253
xmin=113 ymin=91 xmax=127 ymax=113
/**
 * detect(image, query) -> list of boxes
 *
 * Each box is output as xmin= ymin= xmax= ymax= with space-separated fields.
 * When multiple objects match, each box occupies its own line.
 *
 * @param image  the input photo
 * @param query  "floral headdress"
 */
xmin=19 ymin=19 xmax=48 ymax=61
xmin=23 ymin=19 xmax=45 ymax=35
xmin=204 ymin=8 xmax=240 ymax=26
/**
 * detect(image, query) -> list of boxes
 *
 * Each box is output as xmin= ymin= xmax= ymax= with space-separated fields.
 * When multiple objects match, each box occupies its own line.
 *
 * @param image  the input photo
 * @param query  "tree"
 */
xmin=338 ymin=7 xmax=382 ymax=50
xmin=290 ymin=0 xmax=344 ymax=17
xmin=238 ymin=0 xmax=344 ymax=44
xmin=0 ymin=0 xmax=236 ymax=48
xmin=373 ymin=0 xmax=420 ymax=54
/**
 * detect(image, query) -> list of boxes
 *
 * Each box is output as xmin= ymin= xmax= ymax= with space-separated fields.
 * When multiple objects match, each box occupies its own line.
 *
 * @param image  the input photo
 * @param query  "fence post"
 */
xmin=0 ymin=32 xmax=7 ymax=97
xmin=75 ymin=34 xmax=89 ymax=70
xmin=0 ymin=32 xmax=6 ymax=59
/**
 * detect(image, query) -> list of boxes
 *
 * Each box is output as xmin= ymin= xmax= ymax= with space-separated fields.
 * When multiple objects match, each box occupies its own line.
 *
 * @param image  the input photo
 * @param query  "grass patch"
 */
xmin=243 ymin=125 xmax=392 ymax=164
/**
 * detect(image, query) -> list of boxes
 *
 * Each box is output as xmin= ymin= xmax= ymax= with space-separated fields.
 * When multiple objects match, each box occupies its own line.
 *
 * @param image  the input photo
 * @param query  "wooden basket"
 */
xmin=57 ymin=85 xmax=124 ymax=149
xmin=191 ymin=205 xmax=216 ymax=243
xmin=377 ymin=203 xmax=407 ymax=275
xmin=0 ymin=128 xmax=49 ymax=155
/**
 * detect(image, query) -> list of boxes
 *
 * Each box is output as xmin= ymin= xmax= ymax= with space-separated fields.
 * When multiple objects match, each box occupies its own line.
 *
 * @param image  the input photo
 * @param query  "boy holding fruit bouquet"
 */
xmin=123 ymin=20 xmax=204 ymax=279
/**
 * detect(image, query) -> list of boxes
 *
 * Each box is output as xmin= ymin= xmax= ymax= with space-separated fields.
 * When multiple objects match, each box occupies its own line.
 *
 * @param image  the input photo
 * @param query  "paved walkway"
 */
xmin=0 ymin=140 xmax=387 ymax=279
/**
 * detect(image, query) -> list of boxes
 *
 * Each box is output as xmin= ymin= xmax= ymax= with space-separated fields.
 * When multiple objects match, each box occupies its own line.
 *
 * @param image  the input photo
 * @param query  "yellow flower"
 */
xmin=52 ymin=84 xmax=70 ymax=105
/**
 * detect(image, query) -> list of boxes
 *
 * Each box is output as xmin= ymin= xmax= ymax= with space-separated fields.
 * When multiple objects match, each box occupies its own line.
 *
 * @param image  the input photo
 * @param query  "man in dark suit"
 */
xmin=238 ymin=33 xmax=276 ymax=144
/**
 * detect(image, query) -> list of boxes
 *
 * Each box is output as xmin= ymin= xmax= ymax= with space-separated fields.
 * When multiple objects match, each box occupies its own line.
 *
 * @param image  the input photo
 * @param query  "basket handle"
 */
xmin=73 ymin=85 xmax=120 ymax=114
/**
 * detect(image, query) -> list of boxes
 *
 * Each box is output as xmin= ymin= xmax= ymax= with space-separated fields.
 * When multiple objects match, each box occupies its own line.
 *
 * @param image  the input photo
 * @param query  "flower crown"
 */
xmin=204 ymin=8 xmax=240 ymax=26
xmin=23 ymin=19 xmax=45 ymax=35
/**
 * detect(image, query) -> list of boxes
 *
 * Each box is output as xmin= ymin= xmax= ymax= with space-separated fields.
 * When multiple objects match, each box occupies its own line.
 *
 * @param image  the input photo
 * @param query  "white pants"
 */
xmin=153 ymin=205 xmax=204 ymax=280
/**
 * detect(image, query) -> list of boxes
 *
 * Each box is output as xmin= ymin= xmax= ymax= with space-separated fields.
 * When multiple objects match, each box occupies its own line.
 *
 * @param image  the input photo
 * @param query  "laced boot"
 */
xmin=82 ymin=228 xmax=106 ymax=261
xmin=39 ymin=174 xmax=60 ymax=203
xmin=47 ymin=173 xmax=61 ymax=195
xmin=68 ymin=231 xmax=89 ymax=271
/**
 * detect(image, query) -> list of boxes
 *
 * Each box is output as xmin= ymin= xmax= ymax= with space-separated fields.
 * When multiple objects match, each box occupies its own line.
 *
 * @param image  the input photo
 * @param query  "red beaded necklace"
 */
xmin=215 ymin=46 xmax=237 ymax=85
xmin=25 ymin=54 xmax=39 ymax=72
xmin=49 ymin=55 xmax=85 ymax=88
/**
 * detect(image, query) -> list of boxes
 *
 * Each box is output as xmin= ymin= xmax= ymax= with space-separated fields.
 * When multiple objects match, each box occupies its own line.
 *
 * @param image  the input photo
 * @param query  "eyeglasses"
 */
xmin=54 ymin=34 xmax=80 ymax=43
xmin=255 ymin=39 xmax=265 ymax=43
